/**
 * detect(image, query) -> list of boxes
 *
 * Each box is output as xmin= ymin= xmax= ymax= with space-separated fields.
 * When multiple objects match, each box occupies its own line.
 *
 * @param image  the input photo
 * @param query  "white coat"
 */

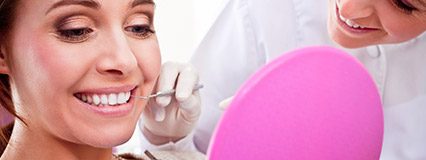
xmin=190 ymin=0 xmax=426 ymax=159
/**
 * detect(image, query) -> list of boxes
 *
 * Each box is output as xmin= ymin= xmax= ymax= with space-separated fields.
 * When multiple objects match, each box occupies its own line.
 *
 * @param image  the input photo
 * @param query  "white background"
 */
xmin=154 ymin=0 xmax=228 ymax=62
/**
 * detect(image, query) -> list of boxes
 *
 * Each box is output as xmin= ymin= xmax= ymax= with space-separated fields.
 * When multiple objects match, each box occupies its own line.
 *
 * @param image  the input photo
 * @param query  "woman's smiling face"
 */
xmin=4 ymin=0 xmax=160 ymax=147
xmin=328 ymin=0 xmax=426 ymax=48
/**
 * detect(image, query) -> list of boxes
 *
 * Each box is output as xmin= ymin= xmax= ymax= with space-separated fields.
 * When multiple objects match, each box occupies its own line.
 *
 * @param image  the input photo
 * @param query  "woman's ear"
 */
xmin=0 ymin=44 xmax=11 ymax=74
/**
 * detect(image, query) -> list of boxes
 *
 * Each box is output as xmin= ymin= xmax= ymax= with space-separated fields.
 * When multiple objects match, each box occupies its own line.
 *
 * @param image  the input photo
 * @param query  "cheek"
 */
xmin=388 ymin=26 xmax=426 ymax=42
xmin=380 ymin=13 xmax=426 ymax=42
xmin=8 ymin=34 xmax=73 ymax=126
xmin=14 ymin=36 xmax=91 ymax=119
xmin=10 ymin=33 xmax=65 ymax=94
xmin=135 ymin=41 xmax=161 ymax=83
xmin=31 ymin=41 xmax=84 ymax=89
xmin=133 ymin=40 xmax=161 ymax=115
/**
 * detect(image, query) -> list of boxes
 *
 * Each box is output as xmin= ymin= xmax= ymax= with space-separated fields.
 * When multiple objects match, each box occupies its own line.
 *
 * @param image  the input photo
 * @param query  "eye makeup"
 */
xmin=124 ymin=14 xmax=155 ymax=39
xmin=54 ymin=15 xmax=96 ymax=43
xmin=392 ymin=0 xmax=418 ymax=13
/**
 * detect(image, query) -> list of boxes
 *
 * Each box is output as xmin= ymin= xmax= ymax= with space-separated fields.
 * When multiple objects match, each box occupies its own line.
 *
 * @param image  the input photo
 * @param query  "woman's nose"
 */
xmin=96 ymin=31 xmax=138 ymax=78
xmin=338 ymin=0 xmax=375 ymax=20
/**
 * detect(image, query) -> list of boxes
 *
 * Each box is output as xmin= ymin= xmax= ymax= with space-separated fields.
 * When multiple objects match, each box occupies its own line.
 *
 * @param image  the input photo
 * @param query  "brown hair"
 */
xmin=0 ymin=0 xmax=20 ymax=155
xmin=0 ymin=0 xmax=157 ymax=155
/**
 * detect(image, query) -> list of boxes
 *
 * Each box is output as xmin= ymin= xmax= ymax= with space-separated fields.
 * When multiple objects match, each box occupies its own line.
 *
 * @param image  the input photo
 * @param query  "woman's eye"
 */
xmin=392 ymin=0 xmax=417 ymax=13
xmin=124 ymin=25 xmax=155 ymax=39
xmin=57 ymin=28 xmax=94 ymax=43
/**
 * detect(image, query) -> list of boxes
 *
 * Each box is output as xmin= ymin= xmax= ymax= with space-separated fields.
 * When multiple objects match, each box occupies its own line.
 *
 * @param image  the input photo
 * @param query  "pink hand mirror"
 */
xmin=208 ymin=46 xmax=384 ymax=159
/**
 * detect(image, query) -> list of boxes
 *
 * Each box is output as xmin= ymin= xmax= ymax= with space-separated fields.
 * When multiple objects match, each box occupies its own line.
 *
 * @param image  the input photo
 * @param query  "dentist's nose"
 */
xmin=96 ymin=31 xmax=138 ymax=77
xmin=338 ymin=0 xmax=375 ymax=20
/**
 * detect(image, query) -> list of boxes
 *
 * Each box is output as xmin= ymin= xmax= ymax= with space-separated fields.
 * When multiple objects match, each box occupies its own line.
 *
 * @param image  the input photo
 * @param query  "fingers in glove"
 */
xmin=175 ymin=64 xmax=200 ymax=116
xmin=151 ymin=103 xmax=166 ymax=122
xmin=178 ymin=93 xmax=201 ymax=121
xmin=175 ymin=64 xmax=199 ymax=102
xmin=219 ymin=96 xmax=234 ymax=110
xmin=155 ymin=62 xmax=181 ymax=107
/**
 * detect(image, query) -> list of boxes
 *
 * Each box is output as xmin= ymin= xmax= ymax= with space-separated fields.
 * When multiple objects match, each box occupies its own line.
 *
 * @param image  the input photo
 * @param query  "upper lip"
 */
xmin=75 ymin=85 xmax=137 ymax=95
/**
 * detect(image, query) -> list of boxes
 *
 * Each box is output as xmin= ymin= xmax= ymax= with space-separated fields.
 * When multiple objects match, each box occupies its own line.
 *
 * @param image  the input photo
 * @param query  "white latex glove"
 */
xmin=140 ymin=62 xmax=201 ymax=145
xmin=219 ymin=96 xmax=234 ymax=110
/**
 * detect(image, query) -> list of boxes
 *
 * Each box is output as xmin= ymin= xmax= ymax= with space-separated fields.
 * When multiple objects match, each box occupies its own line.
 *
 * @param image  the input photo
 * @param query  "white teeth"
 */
xmin=353 ymin=24 xmax=360 ymax=28
xmin=117 ymin=92 xmax=127 ymax=104
xmin=345 ymin=19 xmax=354 ymax=26
xmin=93 ymin=95 xmax=101 ymax=106
xmin=101 ymin=94 xmax=108 ymax=105
xmin=108 ymin=94 xmax=118 ymax=105
xmin=339 ymin=14 xmax=346 ymax=22
xmin=76 ymin=91 xmax=131 ymax=107
xmin=87 ymin=95 xmax=92 ymax=104
xmin=82 ymin=95 xmax=87 ymax=102
xmin=338 ymin=12 xmax=365 ymax=29
xmin=126 ymin=92 xmax=131 ymax=100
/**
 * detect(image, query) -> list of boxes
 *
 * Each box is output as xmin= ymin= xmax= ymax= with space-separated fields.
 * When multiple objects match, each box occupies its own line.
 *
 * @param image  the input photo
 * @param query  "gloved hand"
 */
xmin=219 ymin=96 xmax=234 ymax=110
xmin=140 ymin=62 xmax=201 ymax=145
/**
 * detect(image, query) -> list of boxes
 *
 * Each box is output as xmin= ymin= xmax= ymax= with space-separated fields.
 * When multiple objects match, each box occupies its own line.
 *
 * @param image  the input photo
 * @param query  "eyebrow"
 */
xmin=46 ymin=0 xmax=100 ymax=14
xmin=131 ymin=0 xmax=155 ymax=8
xmin=46 ymin=0 xmax=155 ymax=15
xmin=130 ymin=0 xmax=155 ymax=21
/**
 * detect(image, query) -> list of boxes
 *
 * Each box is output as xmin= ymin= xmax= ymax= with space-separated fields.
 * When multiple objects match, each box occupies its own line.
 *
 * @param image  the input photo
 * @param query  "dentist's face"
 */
xmin=328 ymin=0 xmax=426 ymax=48
xmin=5 ymin=0 xmax=160 ymax=147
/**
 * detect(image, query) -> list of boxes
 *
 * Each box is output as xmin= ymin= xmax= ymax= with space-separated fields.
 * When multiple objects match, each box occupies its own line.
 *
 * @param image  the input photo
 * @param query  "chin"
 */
xmin=329 ymin=32 xmax=368 ymax=49
xmin=333 ymin=38 xmax=366 ymax=48
xmin=79 ymin=125 xmax=136 ymax=148
xmin=92 ymin=132 xmax=133 ymax=148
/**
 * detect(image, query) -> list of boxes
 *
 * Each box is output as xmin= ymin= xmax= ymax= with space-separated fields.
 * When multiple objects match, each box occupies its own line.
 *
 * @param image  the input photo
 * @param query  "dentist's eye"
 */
xmin=392 ymin=0 xmax=417 ymax=13
xmin=57 ymin=28 xmax=94 ymax=42
xmin=124 ymin=25 xmax=155 ymax=39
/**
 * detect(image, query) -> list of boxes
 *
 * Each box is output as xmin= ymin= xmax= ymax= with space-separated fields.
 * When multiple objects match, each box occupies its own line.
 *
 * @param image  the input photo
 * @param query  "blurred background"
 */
xmin=154 ymin=0 xmax=228 ymax=62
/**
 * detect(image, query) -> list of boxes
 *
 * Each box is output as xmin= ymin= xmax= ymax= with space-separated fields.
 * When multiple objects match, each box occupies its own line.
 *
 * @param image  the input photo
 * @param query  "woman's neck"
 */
xmin=0 ymin=121 xmax=114 ymax=160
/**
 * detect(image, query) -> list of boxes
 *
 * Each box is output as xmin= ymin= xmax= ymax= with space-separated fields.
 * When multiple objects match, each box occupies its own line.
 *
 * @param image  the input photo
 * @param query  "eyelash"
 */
xmin=124 ymin=25 xmax=156 ymax=39
xmin=56 ymin=24 xmax=155 ymax=43
xmin=57 ymin=27 xmax=94 ymax=43
xmin=392 ymin=0 xmax=417 ymax=13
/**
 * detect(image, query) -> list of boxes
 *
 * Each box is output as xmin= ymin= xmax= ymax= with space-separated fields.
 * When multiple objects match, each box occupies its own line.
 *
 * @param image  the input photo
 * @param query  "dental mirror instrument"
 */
xmin=132 ymin=84 xmax=203 ymax=99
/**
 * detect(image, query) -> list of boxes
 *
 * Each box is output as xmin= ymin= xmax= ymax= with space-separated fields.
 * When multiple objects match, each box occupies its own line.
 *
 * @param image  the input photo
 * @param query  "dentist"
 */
xmin=186 ymin=0 xmax=426 ymax=159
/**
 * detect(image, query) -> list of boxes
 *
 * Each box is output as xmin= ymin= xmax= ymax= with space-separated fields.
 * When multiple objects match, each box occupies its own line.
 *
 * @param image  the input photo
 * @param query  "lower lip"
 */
xmin=76 ymin=89 xmax=137 ymax=117
xmin=335 ymin=5 xmax=378 ymax=35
